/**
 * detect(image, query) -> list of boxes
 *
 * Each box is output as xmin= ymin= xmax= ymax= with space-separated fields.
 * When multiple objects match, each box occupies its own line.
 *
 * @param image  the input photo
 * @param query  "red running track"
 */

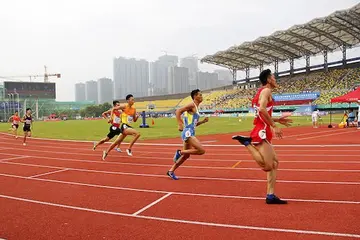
xmin=0 ymin=126 xmax=360 ymax=239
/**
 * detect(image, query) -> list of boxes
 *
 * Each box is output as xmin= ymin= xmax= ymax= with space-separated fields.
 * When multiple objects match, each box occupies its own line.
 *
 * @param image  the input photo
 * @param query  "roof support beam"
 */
xmin=218 ymin=55 xmax=252 ymax=67
xmin=253 ymin=42 xmax=298 ymax=59
xmin=268 ymin=36 xmax=314 ymax=55
xmin=343 ymin=13 xmax=360 ymax=31
xmin=326 ymin=18 xmax=360 ymax=41
xmin=227 ymin=51 xmax=263 ymax=65
xmin=213 ymin=56 xmax=248 ymax=68
xmin=336 ymin=15 xmax=360 ymax=31
xmin=239 ymin=46 xmax=278 ymax=60
xmin=303 ymin=25 xmax=345 ymax=46
xmin=286 ymin=31 xmax=329 ymax=51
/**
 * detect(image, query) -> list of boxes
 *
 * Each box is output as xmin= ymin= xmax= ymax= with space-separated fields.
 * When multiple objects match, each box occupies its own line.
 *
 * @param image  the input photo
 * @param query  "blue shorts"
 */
xmin=181 ymin=127 xmax=195 ymax=142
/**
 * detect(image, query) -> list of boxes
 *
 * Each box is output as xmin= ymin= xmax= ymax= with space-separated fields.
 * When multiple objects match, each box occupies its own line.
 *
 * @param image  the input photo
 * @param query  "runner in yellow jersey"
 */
xmin=102 ymin=94 xmax=141 ymax=160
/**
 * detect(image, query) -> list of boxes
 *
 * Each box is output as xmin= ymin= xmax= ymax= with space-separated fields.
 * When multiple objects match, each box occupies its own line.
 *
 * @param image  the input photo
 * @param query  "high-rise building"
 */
xmin=214 ymin=69 xmax=233 ymax=86
xmin=180 ymin=56 xmax=198 ymax=90
xmin=150 ymin=55 xmax=178 ymax=96
xmin=98 ymin=78 xmax=113 ymax=104
xmin=168 ymin=66 xmax=189 ymax=94
xmin=75 ymin=83 xmax=86 ymax=101
xmin=113 ymin=57 xmax=149 ymax=100
xmin=85 ymin=80 xmax=98 ymax=104
xmin=197 ymin=72 xmax=219 ymax=90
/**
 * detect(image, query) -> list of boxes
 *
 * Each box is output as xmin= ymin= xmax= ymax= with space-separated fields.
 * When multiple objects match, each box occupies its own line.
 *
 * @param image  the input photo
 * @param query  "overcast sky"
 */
xmin=0 ymin=0 xmax=358 ymax=101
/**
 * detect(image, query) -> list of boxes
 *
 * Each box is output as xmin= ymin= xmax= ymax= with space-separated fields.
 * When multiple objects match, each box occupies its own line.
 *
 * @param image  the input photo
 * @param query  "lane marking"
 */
xmin=28 ymin=169 xmax=69 ymax=178
xmin=0 ymin=194 xmax=359 ymax=238
xmin=0 ymin=172 xmax=359 ymax=204
xmin=0 ymin=156 xmax=29 ymax=162
xmin=1 ymin=132 xmax=360 ymax=147
xmin=132 ymin=193 xmax=172 ymax=216
xmin=2 ymin=153 xmax=360 ymax=173
xmin=1 ymin=145 xmax=360 ymax=159
xmin=232 ymin=161 xmax=242 ymax=168
xmin=297 ymin=131 xmax=355 ymax=141
xmin=2 ymin=161 xmax=360 ymax=185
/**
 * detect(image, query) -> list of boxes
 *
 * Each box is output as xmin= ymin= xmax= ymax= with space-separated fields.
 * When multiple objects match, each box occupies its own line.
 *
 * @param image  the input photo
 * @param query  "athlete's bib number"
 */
xmin=258 ymin=129 xmax=266 ymax=139
xmin=127 ymin=116 xmax=133 ymax=124
xmin=254 ymin=107 xmax=259 ymax=118
xmin=113 ymin=116 xmax=121 ymax=124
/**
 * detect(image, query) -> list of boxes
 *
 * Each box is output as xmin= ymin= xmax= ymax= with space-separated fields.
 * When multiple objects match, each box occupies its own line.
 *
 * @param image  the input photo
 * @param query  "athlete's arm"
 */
xmin=133 ymin=110 xmax=139 ymax=122
xmin=196 ymin=117 xmax=209 ymax=126
xmin=175 ymin=103 xmax=194 ymax=131
xmin=102 ymin=109 xmax=111 ymax=119
xmin=112 ymin=104 xmax=126 ymax=110
xmin=8 ymin=116 xmax=13 ymax=122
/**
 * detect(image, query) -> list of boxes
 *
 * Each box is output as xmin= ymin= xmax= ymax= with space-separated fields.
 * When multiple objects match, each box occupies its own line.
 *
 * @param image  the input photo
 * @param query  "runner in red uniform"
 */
xmin=8 ymin=111 xmax=21 ymax=139
xmin=93 ymin=100 xmax=122 ymax=151
xmin=232 ymin=69 xmax=292 ymax=204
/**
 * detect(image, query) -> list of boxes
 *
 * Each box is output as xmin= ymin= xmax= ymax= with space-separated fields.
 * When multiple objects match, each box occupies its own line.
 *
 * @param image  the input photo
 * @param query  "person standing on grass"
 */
xmin=8 ymin=111 xmax=21 ymax=139
xmin=102 ymin=94 xmax=141 ymax=160
xmin=232 ymin=69 xmax=292 ymax=204
xmin=93 ymin=100 xmax=123 ymax=151
xmin=22 ymin=108 xmax=33 ymax=146
xmin=167 ymin=89 xmax=209 ymax=180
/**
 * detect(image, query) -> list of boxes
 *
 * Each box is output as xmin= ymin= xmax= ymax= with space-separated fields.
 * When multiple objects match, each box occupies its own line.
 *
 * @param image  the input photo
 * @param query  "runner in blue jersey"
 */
xmin=167 ymin=89 xmax=209 ymax=180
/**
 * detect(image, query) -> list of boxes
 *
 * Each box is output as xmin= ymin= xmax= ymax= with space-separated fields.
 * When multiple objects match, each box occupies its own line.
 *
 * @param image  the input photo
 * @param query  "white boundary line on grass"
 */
xmin=0 ymin=194 xmax=359 ymax=238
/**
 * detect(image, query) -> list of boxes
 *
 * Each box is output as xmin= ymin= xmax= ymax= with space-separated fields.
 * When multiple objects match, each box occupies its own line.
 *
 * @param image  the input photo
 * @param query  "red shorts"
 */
xmin=250 ymin=123 xmax=273 ymax=144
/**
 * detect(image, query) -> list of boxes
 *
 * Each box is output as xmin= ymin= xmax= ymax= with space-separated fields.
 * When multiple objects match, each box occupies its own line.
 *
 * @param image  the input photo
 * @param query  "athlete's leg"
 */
xmin=102 ymin=134 xmax=126 ymax=160
xmin=23 ymin=130 xmax=28 ymax=145
xmin=167 ymin=141 xmax=190 ymax=179
xmin=167 ymin=137 xmax=205 ymax=180
xmin=94 ymin=137 xmax=110 ymax=150
xmin=122 ymin=128 xmax=140 ymax=155
xmin=177 ymin=136 xmax=205 ymax=155
xmin=123 ymin=128 xmax=140 ymax=149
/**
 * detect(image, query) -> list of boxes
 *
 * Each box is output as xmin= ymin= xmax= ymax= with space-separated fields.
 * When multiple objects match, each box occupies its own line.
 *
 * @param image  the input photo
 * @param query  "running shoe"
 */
xmin=167 ymin=171 xmax=179 ymax=180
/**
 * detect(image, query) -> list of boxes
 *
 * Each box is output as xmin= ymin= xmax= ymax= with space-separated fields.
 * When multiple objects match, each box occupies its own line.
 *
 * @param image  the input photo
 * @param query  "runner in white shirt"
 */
xmin=312 ymin=110 xmax=320 ymax=128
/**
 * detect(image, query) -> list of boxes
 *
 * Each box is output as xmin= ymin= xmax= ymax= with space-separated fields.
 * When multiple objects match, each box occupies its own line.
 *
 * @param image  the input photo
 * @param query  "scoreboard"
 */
xmin=4 ymin=81 xmax=56 ymax=99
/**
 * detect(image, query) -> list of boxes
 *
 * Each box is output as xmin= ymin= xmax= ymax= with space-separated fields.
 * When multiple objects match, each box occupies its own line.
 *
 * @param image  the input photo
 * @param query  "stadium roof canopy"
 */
xmin=201 ymin=3 xmax=360 ymax=70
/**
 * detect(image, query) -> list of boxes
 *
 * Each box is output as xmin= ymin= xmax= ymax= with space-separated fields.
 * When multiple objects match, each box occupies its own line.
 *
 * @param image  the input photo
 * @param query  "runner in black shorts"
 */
xmin=93 ymin=100 xmax=123 ymax=151
xmin=22 ymin=108 xmax=33 ymax=146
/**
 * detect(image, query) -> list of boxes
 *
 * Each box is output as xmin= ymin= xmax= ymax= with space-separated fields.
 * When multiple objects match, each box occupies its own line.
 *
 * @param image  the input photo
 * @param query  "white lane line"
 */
xmin=0 ymin=194 xmax=359 ymax=238
xmin=132 ymin=193 xmax=172 ymax=216
xmin=2 ymin=161 xmax=360 ymax=185
xmin=0 ymin=172 xmax=359 ymax=204
xmin=3 ymin=155 xmax=360 ymax=174
xmin=1 ymin=132 xmax=360 ymax=147
xmin=297 ymin=131 xmax=355 ymax=140
xmin=0 ymin=156 xmax=29 ymax=162
xmin=28 ymin=169 xmax=69 ymax=178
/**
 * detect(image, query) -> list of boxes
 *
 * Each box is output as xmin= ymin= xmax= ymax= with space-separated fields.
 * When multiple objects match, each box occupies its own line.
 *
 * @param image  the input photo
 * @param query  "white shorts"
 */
xmin=312 ymin=117 xmax=318 ymax=122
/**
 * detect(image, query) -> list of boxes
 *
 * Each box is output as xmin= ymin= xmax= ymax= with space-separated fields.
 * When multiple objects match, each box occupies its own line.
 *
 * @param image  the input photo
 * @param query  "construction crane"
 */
xmin=0 ymin=65 xmax=61 ymax=82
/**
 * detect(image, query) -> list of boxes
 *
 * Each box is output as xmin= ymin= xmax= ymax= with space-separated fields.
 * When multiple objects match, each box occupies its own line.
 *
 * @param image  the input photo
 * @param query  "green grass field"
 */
xmin=0 ymin=115 xmax=342 ymax=142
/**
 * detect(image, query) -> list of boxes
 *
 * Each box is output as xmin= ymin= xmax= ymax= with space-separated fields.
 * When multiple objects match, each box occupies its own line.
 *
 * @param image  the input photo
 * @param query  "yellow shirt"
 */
xmin=121 ymin=104 xmax=136 ymax=125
